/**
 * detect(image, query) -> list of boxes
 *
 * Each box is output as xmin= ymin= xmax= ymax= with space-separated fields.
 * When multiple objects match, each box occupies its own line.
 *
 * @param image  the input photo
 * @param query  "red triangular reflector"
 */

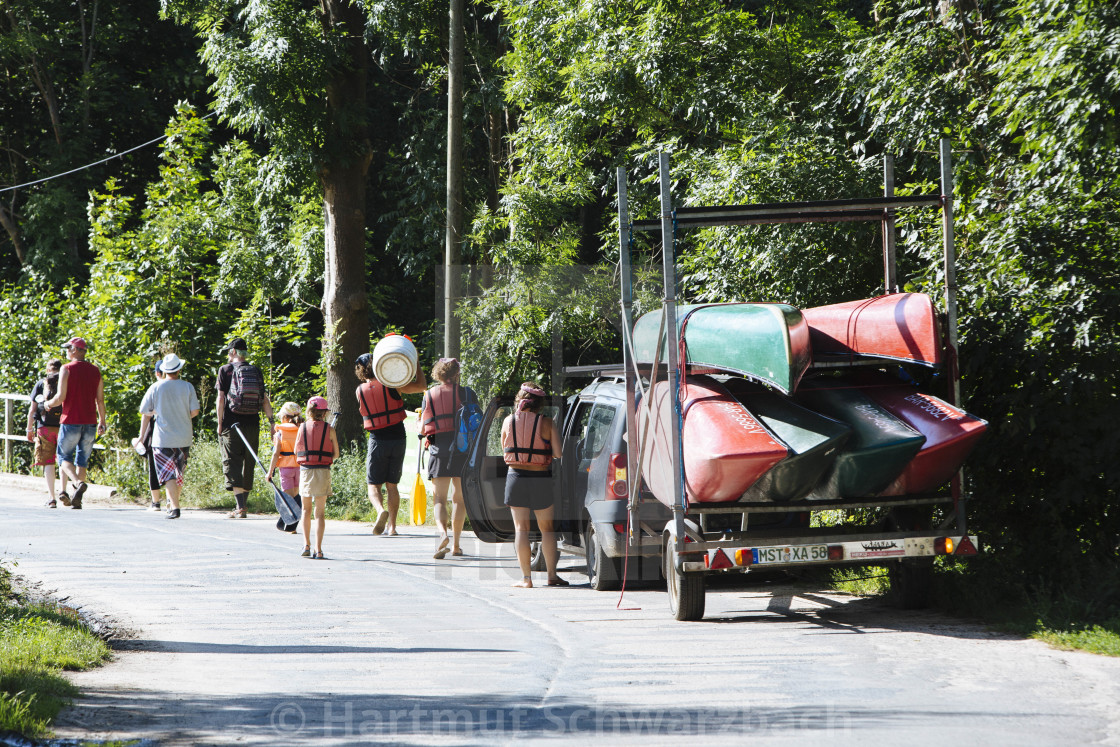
xmin=955 ymin=536 xmax=978 ymax=556
xmin=709 ymin=548 xmax=733 ymax=570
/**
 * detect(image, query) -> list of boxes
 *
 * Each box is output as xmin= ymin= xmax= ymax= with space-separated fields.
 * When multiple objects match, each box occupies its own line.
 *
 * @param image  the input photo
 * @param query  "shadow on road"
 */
xmin=57 ymin=688 xmax=1022 ymax=743
xmin=111 ymin=640 xmax=512 ymax=655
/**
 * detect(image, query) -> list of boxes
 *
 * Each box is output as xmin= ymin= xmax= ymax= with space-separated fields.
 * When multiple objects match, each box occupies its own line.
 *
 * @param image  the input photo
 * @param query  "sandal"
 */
xmin=45 ymin=498 xmax=57 ymax=508
xmin=433 ymin=548 xmax=449 ymax=560
xmin=546 ymin=577 xmax=570 ymax=587
xmin=301 ymin=546 xmax=311 ymax=557
xmin=58 ymin=491 xmax=71 ymax=507
xmin=228 ymin=508 xmax=247 ymax=519
xmin=451 ymin=548 xmax=464 ymax=556
xmin=313 ymin=551 xmax=325 ymax=560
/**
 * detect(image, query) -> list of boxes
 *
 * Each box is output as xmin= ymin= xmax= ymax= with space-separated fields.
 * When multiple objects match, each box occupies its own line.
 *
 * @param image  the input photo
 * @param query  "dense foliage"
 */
xmin=0 ymin=0 xmax=1117 ymax=612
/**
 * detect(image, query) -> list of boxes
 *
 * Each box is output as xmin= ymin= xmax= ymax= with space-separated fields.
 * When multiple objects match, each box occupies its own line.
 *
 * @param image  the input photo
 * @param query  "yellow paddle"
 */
xmin=412 ymin=432 xmax=427 ymax=526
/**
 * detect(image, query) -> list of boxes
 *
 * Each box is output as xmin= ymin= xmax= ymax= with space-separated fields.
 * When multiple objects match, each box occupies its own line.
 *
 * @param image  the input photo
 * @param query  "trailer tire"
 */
xmin=889 ymin=559 xmax=933 ymax=610
xmin=584 ymin=523 xmax=621 ymax=591
xmin=664 ymin=537 xmax=705 ymax=621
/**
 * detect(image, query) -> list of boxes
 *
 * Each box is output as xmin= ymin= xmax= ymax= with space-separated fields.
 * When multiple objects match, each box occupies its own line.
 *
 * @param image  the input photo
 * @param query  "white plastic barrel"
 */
xmin=372 ymin=334 xmax=418 ymax=388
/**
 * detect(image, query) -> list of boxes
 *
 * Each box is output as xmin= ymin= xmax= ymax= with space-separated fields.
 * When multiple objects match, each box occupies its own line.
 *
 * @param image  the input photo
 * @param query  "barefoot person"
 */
xmin=420 ymin=358 xmax=476 ymax=559
xmin=45 ymin=337 xmax=107 ymax=510
xmin=501 ymin=382 xmax=565 ymax=588
xmin=296 ymin=396 xmax=339 ymax=559
xmin=25 ymin=360 xmax=63 ymax=507
xmin=355 ymin=352 xmax=426 ymax=536
xmin=138 ymin=353 xmax=200 ymax=520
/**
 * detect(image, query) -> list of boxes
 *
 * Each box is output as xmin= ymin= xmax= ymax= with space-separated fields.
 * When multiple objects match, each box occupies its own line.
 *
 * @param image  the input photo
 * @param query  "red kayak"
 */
xmin=638 ymin=375 xmax=788 ymax=505
xmin=862 ymin=383 xmax=988 ymax=495
xmin=803 ymin=293 xmax=943 ymax=367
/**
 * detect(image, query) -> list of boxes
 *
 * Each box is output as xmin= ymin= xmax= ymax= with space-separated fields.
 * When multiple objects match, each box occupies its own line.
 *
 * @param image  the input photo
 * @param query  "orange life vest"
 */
xmin=420 ymin=384 xmax=460 ymax=436
xmin=502 ymin=412 xmax=552 ymax=467
xmin=275 ymin=422 xmax=299 ymax=469
xmin=295 ymin=420 xmax=334 ymax=467
xmin=357 ymin=381 xmax=406 ymax=431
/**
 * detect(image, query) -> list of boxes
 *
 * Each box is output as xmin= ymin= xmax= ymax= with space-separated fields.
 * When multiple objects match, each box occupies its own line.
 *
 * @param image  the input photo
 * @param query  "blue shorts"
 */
xmin=57 ymin=424 xmax=97 ymax=469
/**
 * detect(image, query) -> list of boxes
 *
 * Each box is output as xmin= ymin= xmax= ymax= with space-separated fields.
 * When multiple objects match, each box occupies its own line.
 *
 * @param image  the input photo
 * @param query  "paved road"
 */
xmin=3 ymin=484 xmax=1119 ymax=746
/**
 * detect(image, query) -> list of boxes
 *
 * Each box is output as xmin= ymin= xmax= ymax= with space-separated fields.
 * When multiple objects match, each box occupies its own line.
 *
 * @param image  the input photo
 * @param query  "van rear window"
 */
xmin=582 ymin=405 xmax=617 ymax=460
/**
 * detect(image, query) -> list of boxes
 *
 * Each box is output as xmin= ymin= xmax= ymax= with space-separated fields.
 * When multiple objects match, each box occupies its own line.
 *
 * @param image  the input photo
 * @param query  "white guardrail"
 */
xmin=0 ymin=392 xmax=122 ymax=471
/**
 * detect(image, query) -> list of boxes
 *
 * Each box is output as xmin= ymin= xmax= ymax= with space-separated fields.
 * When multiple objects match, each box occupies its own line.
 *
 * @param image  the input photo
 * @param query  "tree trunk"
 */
xmin=320 ymin=0 xmax=370 ymax=447
xmin=444 ymin=0 xmax=464 ymax=358
xmin=0 ymin=202 xmax=26 ymax=265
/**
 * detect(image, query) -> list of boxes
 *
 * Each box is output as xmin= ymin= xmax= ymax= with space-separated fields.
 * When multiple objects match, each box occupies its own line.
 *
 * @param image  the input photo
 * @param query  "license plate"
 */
xmin=753 ymin=544 xmax=828 ymax=565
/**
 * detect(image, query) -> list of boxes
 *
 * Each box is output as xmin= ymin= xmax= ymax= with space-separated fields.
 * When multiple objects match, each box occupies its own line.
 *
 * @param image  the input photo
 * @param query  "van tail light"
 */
xmin=606 ymin=452 xmax=628 ymax=500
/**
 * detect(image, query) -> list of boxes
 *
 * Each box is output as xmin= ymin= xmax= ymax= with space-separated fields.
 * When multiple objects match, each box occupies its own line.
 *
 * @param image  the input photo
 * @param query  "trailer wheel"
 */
xmin=889 ymin=559 xmax=933 ymax=610
xmin=529 ymin=541 xmax=546 ymax=572
xmin=584 ymin=523 xmax=621 ymax=591
xmin=664 ymin=537 xmax=705 ymax=621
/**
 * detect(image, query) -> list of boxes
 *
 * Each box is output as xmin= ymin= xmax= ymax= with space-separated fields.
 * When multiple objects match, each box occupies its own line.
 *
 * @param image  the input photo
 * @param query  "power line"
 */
xmin=0 ymin=112 xmax=218 ymax=195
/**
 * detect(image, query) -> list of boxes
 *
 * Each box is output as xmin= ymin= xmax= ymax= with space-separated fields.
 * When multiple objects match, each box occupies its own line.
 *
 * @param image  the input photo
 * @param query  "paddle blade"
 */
xmin=411 ymin=472 xmax=427 ymax=526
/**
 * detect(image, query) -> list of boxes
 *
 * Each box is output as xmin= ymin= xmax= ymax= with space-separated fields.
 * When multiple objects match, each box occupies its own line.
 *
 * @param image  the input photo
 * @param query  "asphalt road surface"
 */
xmin=3 ymin=483 xmax=1119 ymax=746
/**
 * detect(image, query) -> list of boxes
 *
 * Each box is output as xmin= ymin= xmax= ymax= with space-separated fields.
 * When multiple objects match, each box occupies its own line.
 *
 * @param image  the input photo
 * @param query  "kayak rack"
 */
xmin=616 ymin=143 xmax=965 ymax=618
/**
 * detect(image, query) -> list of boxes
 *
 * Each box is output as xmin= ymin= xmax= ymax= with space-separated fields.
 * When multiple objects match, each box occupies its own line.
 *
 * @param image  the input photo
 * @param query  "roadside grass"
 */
xmin=0 ymin=563 xmax=111 ymax=739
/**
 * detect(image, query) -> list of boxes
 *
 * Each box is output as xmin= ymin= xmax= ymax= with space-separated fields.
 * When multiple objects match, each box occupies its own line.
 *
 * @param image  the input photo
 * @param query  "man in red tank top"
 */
xmin=45 ymin=337 xmax=106 ymax=510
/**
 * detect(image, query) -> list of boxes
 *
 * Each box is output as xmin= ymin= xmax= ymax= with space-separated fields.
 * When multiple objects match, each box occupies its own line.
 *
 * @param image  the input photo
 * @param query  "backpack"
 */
xmin=454 ymin=388 xmax=483 ymax=454
xmin=228 ymin=362 xmax=264 ymax=415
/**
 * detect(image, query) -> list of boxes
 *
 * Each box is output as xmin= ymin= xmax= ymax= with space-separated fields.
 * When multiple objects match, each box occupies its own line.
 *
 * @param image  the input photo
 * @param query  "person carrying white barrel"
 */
xmin=355 ymin=350 xmax=426 ymax=537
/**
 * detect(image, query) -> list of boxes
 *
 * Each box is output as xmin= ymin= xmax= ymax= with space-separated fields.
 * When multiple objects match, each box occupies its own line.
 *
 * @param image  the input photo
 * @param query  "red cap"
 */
xmin=63 ymin=337 xmax=87 ymax=350
xmin=307 ymin=396 xmax=329 ymax=410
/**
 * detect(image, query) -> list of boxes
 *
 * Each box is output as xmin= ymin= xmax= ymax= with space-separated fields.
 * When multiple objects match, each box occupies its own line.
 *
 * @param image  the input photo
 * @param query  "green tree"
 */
xmin=0 ymin=0 xmax=207 ymax=280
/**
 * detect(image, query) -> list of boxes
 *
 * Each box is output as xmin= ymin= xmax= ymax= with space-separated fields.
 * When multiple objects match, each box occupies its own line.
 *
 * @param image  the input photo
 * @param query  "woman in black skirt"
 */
xmin=501 ymin=382 xmax=565 ymax=588
xmin=420 ymin=358 xmax=476 ymax=558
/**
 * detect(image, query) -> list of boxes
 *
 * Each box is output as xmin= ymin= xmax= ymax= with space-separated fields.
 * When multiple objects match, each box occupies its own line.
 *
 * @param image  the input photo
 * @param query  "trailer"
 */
xmin=615 ymin=143 xmax=981 ymax=620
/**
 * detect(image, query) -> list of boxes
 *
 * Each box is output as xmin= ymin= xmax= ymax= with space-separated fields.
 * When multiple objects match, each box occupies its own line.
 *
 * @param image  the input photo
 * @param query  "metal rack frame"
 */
xmin=616 ymin=139 xmax=962 ymax=559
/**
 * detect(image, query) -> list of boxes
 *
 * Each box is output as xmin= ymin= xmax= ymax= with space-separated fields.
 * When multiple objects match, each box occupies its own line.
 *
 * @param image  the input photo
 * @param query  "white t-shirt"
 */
xmin=139 ymin=378 xmax=200 ymax=449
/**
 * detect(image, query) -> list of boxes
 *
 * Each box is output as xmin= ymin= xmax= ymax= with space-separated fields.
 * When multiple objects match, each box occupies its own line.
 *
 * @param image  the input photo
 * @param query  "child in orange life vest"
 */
xmin=266 ymin=402 xmax=303 ymax=525
xmin=502 ymin=382 xmax=565 ymax=588
xmin=295 ymin=396 xmax=340 ymax=559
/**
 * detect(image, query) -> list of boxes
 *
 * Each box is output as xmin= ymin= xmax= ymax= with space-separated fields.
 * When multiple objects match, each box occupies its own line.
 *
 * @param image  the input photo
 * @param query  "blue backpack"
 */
xmin=454 ymin=388 xmax=483 ymax=454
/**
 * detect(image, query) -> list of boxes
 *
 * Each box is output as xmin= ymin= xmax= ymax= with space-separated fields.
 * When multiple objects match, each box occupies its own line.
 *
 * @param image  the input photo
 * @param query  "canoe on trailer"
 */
xmin=723 ymin=378 xmax=853 ymax=503
xmin=794 ymin=378 xmax=927 ymax=499
xmin=632 ymin=303 xmax=812 ymax=394
xmin=855 ymin=374 xmax=989 ymax=495
xmin=803 ymin=293 xmax=943 ymax=367
xmin=638 ymin=375 xmax=788 ymax=506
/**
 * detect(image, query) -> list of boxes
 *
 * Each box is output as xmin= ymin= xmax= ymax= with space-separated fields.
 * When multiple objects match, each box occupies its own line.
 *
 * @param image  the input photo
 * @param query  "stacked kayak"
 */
xmin=723 ymin=379 xmax=852 ymax=503
xmin=794 ymin=379 xmax=927 ymax=500
xmin=631 ymin=293 xmax=987 ymax=507
xmin=637 ymin=375 xmax=788 ymax=505
xmin=632 ymin=303 xmax=811 ymax=394
xmin=802 ymin=293 xmax=943 ymax=367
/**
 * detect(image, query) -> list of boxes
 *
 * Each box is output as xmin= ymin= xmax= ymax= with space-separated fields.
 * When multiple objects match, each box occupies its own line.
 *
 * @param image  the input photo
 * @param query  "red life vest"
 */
xmin=357 ymin=381 xmax=406 ymax=431
xmin=420 ymin=384 xmax=460 ymax=436
xmin=502 ymin=412 xmax=552 ymax=467
xmin=295 ymin=420 xmax=334 ymax=466
xmin=275 ymin=422 xmax=299 ymax=469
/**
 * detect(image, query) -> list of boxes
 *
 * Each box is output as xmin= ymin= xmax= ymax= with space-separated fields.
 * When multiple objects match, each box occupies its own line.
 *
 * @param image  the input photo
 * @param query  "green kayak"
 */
xmin=632 ymin=303 xmax=812 ymax=394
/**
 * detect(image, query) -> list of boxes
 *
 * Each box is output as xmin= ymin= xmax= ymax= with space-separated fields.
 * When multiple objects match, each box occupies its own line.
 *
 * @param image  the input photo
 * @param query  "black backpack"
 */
xmin=228 ymin=362 xmax=264 ymax=415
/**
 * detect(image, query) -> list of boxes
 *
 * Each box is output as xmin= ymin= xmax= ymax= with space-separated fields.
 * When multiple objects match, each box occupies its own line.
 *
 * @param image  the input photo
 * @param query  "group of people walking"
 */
xmin=26 ymin=334 xmax=569 ymax=587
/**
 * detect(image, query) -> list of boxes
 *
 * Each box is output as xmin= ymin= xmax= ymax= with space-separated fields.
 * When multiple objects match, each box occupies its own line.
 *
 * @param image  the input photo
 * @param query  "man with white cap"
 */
xmin=45 ymin=337 xmax=107 ymax=509
xmin=138 ymin=353 xmax=200 ymax=519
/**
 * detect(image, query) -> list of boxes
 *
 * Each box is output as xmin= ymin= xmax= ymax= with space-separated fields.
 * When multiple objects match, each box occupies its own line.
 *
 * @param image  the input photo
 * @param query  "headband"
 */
xmin=517 ymin=384 xmax=546 ymax=412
